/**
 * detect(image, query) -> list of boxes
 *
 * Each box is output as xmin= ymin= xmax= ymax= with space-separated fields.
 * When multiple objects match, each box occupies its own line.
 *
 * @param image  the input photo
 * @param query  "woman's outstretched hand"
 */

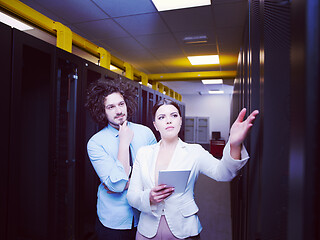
xmin=229 ymin=108 xmax=259 ymax=159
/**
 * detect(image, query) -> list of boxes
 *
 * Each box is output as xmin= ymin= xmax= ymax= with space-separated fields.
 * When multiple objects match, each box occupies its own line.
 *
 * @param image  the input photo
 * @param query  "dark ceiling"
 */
xmin=18 ymin=0 xmax=248 ymax=95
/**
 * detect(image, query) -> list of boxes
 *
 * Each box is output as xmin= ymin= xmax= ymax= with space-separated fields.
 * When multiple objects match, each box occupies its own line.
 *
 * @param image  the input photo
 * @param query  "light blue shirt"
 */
xmin=87 ymin=122 xmax=157 ymax=229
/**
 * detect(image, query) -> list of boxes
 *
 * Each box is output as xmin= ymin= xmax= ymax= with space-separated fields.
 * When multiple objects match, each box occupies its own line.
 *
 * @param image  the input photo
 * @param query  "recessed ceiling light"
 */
xmin=208 ymin=90 xmax=224 ymax=94
xmin=0 ymin=12 xmax=33 ymax=31
xmin=202 ymin=79 xmax=223 ymax=84
xmin=188 ymin=55 xmax=219 ymax=65
xmin=152 ymin=0 xmax=211 ymax=12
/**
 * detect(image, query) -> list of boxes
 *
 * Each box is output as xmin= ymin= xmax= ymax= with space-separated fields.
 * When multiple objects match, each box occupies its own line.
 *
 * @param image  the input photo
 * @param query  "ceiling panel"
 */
xmin=160 ymin=6 xmax=214 ymax=32
xmin=139 ymin=63 xmax=169 ymax=74
xmin=30 ymin=0 xmax=108 ymax=24
xmin=213 ymin=2 xmax=247 ymax=28
xmin=19 ymin=0 xmax=67 ymax=23
xmin=92 ymin=0 xmax=157 ymax=17
xmin=216 ymin=27 xmax=244 ymax=52
xmin=101 ymin=37 xmax=145 ymax=53
xmin=15 ymin=0 xmax=248 ymax=96
xmin=160 ymin=58 xmax=195 ymax=73
xmin=149 ymin=47 xmax=185 ymax=59
xmin=67 ymin=25 xmax=94 ymax=41
xmin=123 ymin=54 xmax=166 ymax=73
xmin=161 ymin=81 xmax=208 ymax=95
xmin=114 ymin=13 xmax=169 ymax=36
xmin=73 ymin=19 xmax=129 ymax=41
xmin=119 ymin=48 xmax=157 ymax=62
xmin=135 ymin=33 xmax=179 ymax=50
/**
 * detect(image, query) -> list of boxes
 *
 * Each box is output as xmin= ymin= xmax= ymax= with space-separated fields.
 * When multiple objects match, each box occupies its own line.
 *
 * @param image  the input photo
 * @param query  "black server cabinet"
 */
xmin=155 ymin=91 xmax=163 ymax=103
xmin=77 ymin=60 xmax=108 ymax=240
xmin=8 ymin=28 xmax=85 ymax=240
xmin=8 ymin=29 xmax=56 ymax=240
xmin=0 ymin=22 xmax=12 ymax=240
xmin=4 ymin=21 xmax=186 ymax=240
xmin=140 ymin=86 xmax=148 ymax=128
xmin=54 ymin=48 xmax=85 ymax=240
xmin=77 ymin=62 xmax=142 ymax=240
xmin=178 ymin=103 xmax=185 ymax=141
xmin=230 ymin=0 xmax=298 ymax=239
xmin=154 ymin=92 xmax=163 ymax=141
xmin=118 ymin=75 xmax=141 ymax=124
xmin=140 ymin=85 xmax=157 ymax=139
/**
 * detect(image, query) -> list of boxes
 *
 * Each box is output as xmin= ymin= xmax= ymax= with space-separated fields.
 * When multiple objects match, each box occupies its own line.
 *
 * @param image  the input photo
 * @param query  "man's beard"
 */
xmin=109 ymin=114 xmax=126 ymax=128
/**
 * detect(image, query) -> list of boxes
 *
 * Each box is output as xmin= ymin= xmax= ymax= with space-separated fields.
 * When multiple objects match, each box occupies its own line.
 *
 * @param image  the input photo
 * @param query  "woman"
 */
xmin=127 ymin=99 xmax=259 ymax=239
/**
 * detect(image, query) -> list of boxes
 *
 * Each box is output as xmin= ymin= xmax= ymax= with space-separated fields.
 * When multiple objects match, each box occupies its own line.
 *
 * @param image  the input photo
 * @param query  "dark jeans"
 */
xmin=96 ymin=218 xmax=137 ymax=240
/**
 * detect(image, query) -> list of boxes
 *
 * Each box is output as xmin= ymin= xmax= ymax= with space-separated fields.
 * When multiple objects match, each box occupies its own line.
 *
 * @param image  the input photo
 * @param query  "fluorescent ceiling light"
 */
xmin=188 ymin=55 xmax=219 ymax=65
xmin=208 ymin=90 xmax=224 ymax=94
xmin=0 ymin=12 xmax=33 ymax=31
xmin=202 ymin=79 xmax=223 ymax=84
xmin=152 ymin=0 xmax=211 ymax=11
xmin=138 ymin=82 xmax=152 ymax=88
xmin=110 ymin=65 xmax=118 ymax=70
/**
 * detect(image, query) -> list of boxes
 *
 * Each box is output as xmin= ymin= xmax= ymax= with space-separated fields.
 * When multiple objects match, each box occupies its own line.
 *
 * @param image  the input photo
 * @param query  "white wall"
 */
xmin=182 ymin=93 xmax=233 ymax=141
xmin=183 ymin=93 xmax=234 ymax=240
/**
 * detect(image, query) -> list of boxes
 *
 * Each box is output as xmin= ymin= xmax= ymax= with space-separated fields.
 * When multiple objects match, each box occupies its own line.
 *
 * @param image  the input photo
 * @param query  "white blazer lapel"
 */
xmin=167 ymin=139 xmax=189 ymax=170
xmin=147 ymin=142 xmax=160 ymax=187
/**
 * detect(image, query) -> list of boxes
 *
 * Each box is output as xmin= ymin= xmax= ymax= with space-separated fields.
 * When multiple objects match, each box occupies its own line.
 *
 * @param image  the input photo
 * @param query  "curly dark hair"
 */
xmin=85 ymin=77 xmax=138 ymax=126
xmin=151 ymin=98 xmax=181 ymax=121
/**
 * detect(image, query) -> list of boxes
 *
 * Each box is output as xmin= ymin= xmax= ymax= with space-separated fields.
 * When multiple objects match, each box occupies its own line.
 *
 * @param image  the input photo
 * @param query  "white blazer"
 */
xmin=127 ymin=139 xmax=249 ymax=239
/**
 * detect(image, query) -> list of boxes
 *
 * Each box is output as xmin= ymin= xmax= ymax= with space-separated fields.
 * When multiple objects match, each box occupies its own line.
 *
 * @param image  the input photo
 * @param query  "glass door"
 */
xmin=54 ymin=56 xmax=79 ymax=240
xmin=9 ymin=29 xmax=55 ymax=240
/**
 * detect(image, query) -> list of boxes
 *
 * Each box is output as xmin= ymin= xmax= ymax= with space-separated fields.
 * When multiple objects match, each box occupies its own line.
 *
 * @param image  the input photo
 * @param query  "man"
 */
xmin=85 ymin=77 xmax=157 ymax=240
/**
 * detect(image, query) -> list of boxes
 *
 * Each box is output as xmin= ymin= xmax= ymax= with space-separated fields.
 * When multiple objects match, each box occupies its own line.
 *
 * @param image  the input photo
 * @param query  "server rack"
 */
xmin=154 ymin=90 xmax=163 ymax=104
xmin=231 ymin=0 xmax=291 ymax=237
xmin=77 ymin=59 xmax=105 ymax=240
xmin=8 ymin=28 xmax=56 ymax=240
xmin=0 ymin=22 xmax=12 ymax=240
xmin=76 ymin=62 xmax=143 ymax=240
xmin=54 ymin=48 xmax=86 ymax=240
xmin=140 ymin=85 xmax=157 ymax=139
xmin=230 ymin=0 xmax=320 ymax=240
xmin=2 ymin=24 xmax=185 ymax=240
xmin=178 ymin=103 xmax=186 ymax=141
